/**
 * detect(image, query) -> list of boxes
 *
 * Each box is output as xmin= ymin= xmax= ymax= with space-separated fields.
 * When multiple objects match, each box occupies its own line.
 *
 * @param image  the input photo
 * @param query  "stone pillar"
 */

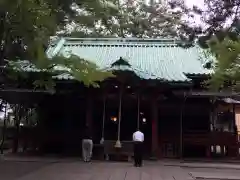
xmin=151 ymin=98 xmax=159 ymax=159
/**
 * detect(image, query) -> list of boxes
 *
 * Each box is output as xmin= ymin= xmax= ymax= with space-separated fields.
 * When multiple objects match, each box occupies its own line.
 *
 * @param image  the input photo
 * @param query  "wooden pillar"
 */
xmin=180 ymin=94 xmax=187 ymax=158
xmin=36 ymin=105 xmax=44 ymax=154
xmin=233 ymin=105 xmax=239 ymax=157
xmin=137 ymin=93 xmax=140 ymax=130
xmin=206 ymin=146 xmax=211 ymax=158
xmin=228 ymin=104 xmax=238 ymax=157
xmin=207 ymin=98 xmax=214 ymax=159
xmin=1 ymin=102 xmax=7 ymax=154
xmin=151 ymin=98 xmax=159 ymax=159
xmin=12 ymin=105 xmax=21 ymax=153
xmin=86 ymin=92 xmax=93 ymax=135
xmin=210 ymin=98 xmax=217 ymax=155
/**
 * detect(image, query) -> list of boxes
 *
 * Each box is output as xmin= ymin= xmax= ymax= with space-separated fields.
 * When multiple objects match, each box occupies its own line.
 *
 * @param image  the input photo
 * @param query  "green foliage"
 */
xmin=0 ymin=0 xmax=116 ymax=90
xmin=0 ymin=0 xmax=118 ymax=64
xmin=6 ymin=55 xmax=114 ymax=91
xmin=33 ymin=79 xmax=56 ymax=93
xmin=0 ymin=0 xmax=56 ymax=63
xmin=205 ymin=36 xmax=240 ymax=91
xmin=51 ymin=55 xmax=114 ymax=87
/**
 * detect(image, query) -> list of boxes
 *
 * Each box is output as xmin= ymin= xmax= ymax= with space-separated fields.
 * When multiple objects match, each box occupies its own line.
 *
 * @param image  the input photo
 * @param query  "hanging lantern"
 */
xmin=142 ymin=118 xmax=147 ymax=123
xmin=110 ymin=116 xmax=117 ymax=122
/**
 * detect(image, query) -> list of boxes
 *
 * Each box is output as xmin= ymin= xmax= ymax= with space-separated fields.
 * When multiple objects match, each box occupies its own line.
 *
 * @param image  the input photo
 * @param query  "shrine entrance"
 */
xmin=92 ymin=89 xmax=153 ymax=158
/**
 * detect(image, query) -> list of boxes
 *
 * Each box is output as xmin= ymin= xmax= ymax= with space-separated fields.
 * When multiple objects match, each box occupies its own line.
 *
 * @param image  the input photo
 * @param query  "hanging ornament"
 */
xmin=115 ymin=85 xmax=123 ymax=148
xmin=100 ymin=96 xmax=106 ymax=144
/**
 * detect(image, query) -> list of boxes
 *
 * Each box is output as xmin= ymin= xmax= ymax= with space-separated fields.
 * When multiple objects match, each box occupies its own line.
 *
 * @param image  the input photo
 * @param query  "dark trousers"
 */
xmin=134 ymin=141 xmax=143 ymax=166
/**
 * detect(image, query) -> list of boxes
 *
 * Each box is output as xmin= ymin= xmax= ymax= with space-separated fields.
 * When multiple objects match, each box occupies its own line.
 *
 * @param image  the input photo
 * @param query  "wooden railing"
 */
xmin=159 ymin=131 xmax=240 ymax=158
xmin=159 ymin=134 xmax=179 ymax=158
xmin=183 ymin=131 xmax=239 ymax=158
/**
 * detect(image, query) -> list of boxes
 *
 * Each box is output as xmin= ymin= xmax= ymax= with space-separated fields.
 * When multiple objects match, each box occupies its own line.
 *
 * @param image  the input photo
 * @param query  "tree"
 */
xmin=0 ymin=0 xmax=118 ymax=63
xmin=202 ymin=35 xmax=240 ymax=91
xmin=201 ymin=0 xmax=240 ymax=35
xmin=67 ymin=0 xmax=187 ymax=38
xmin=7 ymin=55 xmax=114 ymax=92
xmin=167 ymin=0 xmax=240 ymax=90
xmin=0 ymin=0 xmax=116 ymax=90
xmin=168 ymin=0 xmax=240 ymax=43
xmin=196 ymin=0 xmax=240 ymax=91
xmin=0 ymin=0 xmax=55 ymax=64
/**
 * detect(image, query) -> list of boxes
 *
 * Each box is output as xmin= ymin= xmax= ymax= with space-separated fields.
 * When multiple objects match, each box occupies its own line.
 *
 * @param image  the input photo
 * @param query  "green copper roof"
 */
xmin=11 ymin=38 xmax=212 ymax=82
xmin=45 ymin=38 xmax=212 ymax=82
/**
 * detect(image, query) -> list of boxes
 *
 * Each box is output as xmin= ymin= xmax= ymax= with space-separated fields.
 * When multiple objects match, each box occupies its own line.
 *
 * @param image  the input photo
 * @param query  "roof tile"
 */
xmin=51 ymin=38 xmax=212 ymax=81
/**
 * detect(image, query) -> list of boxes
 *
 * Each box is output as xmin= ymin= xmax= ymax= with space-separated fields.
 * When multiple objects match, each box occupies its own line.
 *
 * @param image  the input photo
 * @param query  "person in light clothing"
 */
xmin=82 ymin=126 xmax=93 ymax=162
xmin=132 ymin=129 xmax=144 ymax=167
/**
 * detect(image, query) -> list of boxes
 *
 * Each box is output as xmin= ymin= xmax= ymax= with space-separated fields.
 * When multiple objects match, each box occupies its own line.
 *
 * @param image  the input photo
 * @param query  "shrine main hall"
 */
xmin=1 ymin=38 xmax=239 ymax=160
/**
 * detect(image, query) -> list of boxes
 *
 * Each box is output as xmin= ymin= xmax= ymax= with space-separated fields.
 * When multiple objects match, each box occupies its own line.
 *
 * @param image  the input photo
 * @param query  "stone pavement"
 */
xmin=179 ymin=162 xmax=240 ymax=170
xmin=1 ymin=160 xmax=240 ymax=180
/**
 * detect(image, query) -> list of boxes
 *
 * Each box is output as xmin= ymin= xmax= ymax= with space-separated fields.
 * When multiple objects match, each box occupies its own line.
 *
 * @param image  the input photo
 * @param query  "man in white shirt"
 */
xmin=132 ymin=129 xmax=144 ymax=167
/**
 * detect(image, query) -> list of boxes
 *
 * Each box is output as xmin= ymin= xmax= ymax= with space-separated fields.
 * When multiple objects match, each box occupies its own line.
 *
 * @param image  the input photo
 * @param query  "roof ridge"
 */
xmin=63 ymin=37 xmax=182 ymax=44
xmin=46 ymin=38 xmax=66 ymax=58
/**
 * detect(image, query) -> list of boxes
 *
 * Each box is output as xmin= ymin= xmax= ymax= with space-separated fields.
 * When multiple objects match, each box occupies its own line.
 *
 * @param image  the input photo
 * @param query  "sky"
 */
xmin=184 ymin=0 xmax=205 ymax=26
xmin=185 ymin=0 xmax=204 ymax=8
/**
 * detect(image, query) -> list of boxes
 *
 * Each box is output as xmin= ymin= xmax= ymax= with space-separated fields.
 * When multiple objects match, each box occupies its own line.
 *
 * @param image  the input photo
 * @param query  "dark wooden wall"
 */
xmin=37 ymin=94 xmax=87 ymax=155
